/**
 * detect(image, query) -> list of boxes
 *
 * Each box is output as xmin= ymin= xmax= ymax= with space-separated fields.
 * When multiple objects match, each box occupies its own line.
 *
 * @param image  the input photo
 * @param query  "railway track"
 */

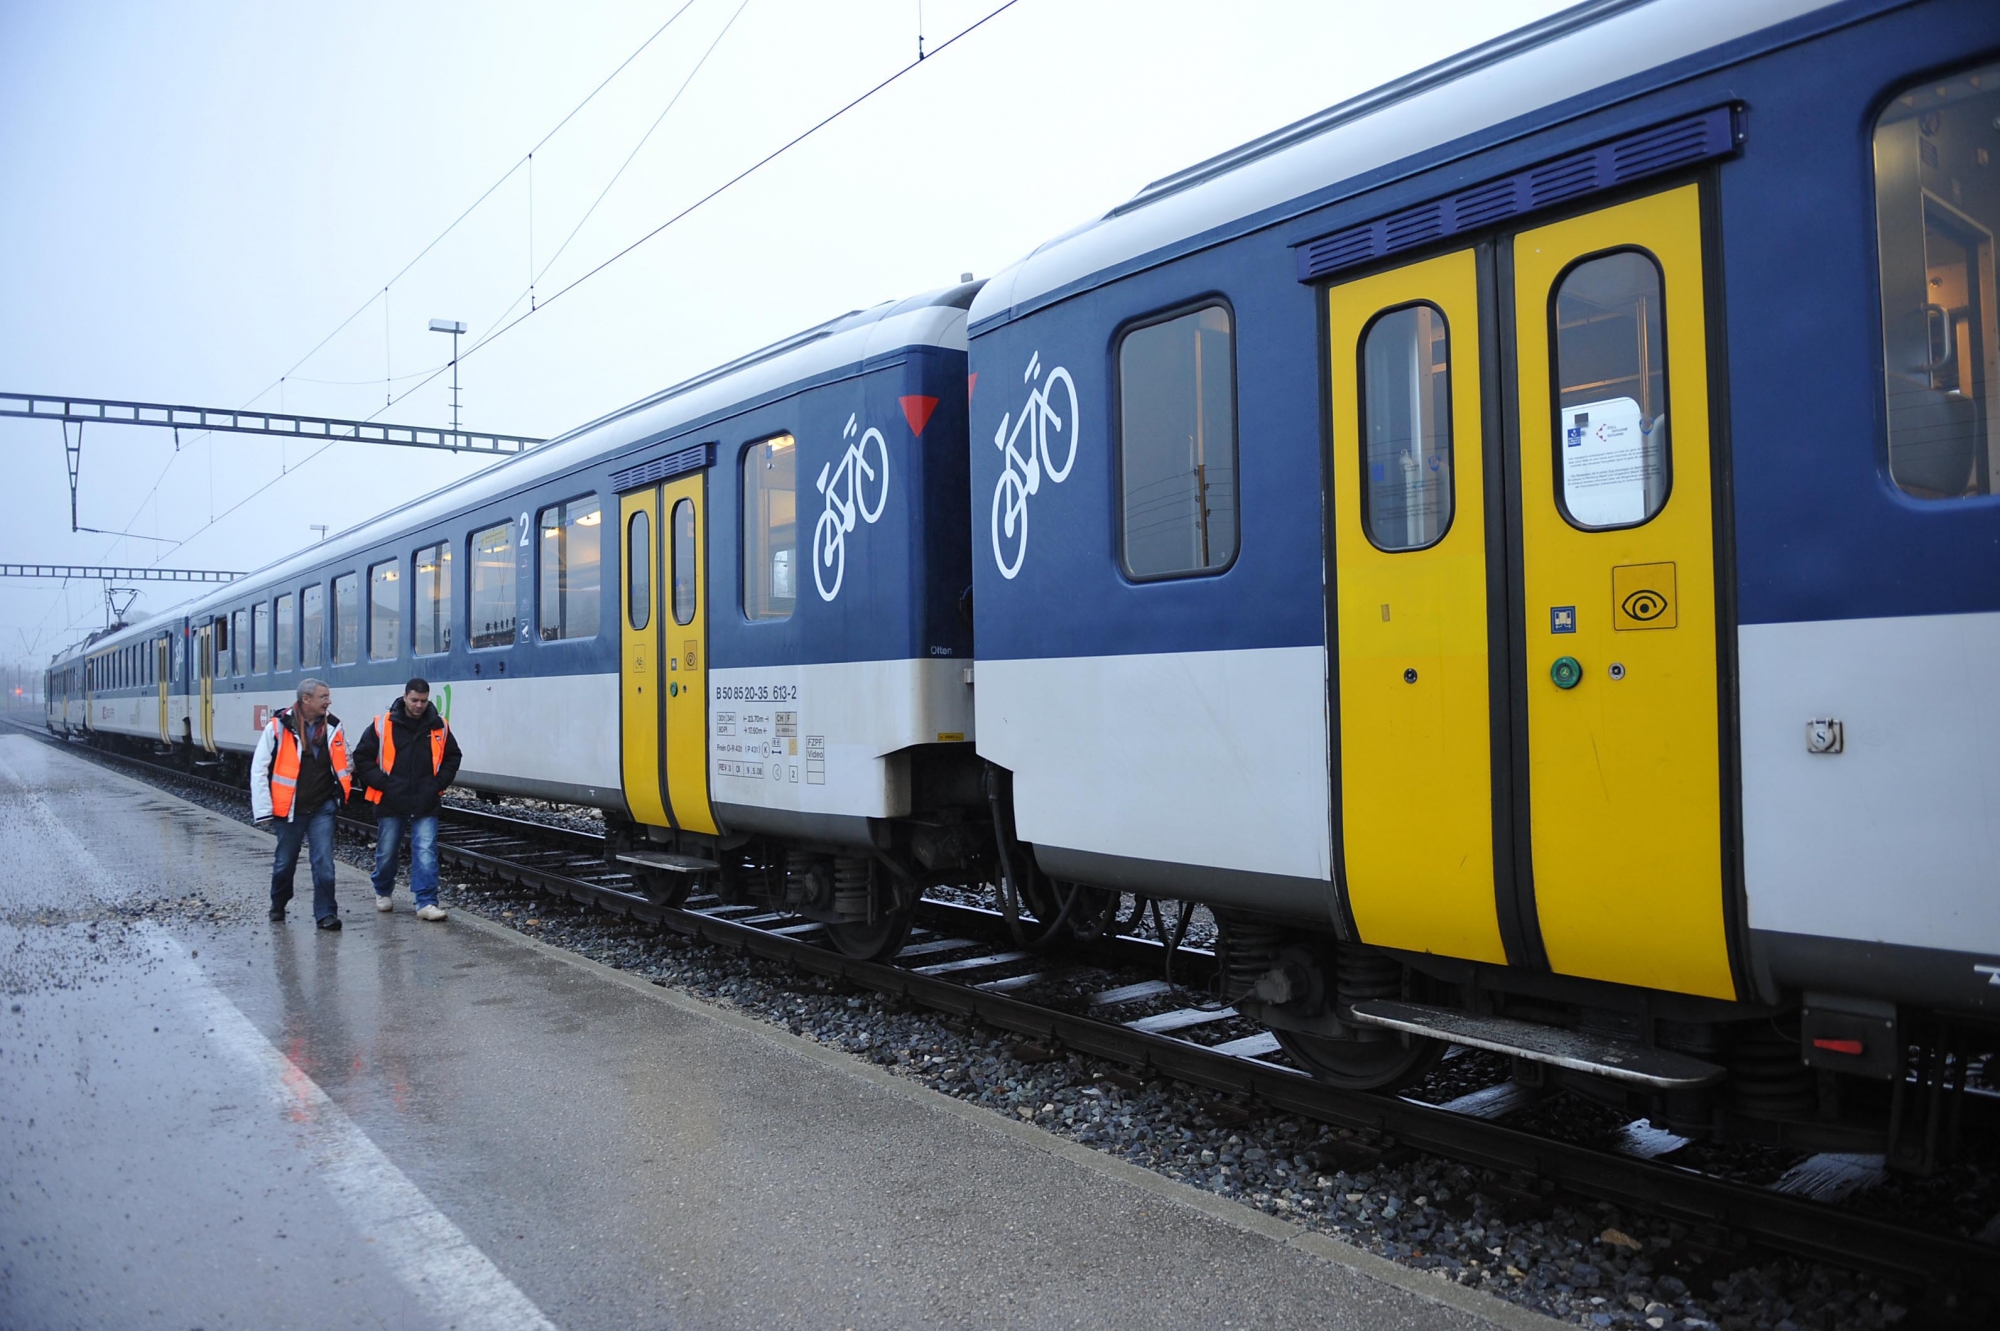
xmin=14 ymin=718 xmax=1996 ymax=1299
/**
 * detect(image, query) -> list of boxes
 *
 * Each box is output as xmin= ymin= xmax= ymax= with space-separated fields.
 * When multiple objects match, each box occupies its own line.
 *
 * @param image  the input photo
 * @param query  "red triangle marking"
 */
xmin=899 ymin=394 xmax=939 ymax=439
xmin=966 ymin=372 xmax=978 ymax=403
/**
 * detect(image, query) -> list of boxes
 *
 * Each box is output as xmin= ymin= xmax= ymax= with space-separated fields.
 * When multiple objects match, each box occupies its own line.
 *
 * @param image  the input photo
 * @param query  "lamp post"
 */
xmin=429 ymin=318 xmax=467 ymax=443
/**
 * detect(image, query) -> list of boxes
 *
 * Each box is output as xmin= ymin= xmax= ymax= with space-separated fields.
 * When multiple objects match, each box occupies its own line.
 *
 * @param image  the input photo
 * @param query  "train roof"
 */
xmin=50 ymin=283 xmax=978 ymax=667
xmin=967 ymin=0 xmax=1844 ymax=331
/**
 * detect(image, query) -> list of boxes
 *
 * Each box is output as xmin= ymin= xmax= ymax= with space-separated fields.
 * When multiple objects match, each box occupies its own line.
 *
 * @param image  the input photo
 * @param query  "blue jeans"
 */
xmin=271 ymin=797 xmax=341 ymax=921
xmin=372 ymin=813 xmax=439 ymax=908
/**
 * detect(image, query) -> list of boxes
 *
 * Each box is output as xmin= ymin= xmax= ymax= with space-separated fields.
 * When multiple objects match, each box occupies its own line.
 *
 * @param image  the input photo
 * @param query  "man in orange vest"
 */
xmin=352 ymin=677 xmax=462 ymax=922
xmin=250 ymin=678 xmax=354 ymax=928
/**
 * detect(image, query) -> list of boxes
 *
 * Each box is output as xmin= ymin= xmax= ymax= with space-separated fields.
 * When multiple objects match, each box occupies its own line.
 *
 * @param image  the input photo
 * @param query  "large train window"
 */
xmin=470 ymin=522 xmax=517 ymax=649
xmin=369 ymin=559 xmax=400 ymax=662
xmin=231 ymin=610 xmax=249 ymax=676
xmin=331 ymin=572 xmax=359 ymax=665
xmin=414 ymin=542 xmax=452 ymax=655
xmin=1551 ymin=250 xmax=1670 ymax=529
xmin=1116 ymin=304 xmax=1238 ymax=578
xmin=1875 ymin=61 xmax=1999 ymax=499
xmin=538 ymin=496 xmax=601 ymax=642
xmin=253 ymin=603 xmax=271 ymax=675
xmin=672 ymin=498 xmax=697 ymax=626
xmin=626 ymin=510 xmax=651 ymax=631
xmin=1359 ymin=303 xmax=1454 ymax=551
xmin=301 ymin=584 xmax=324 ymax=669
xmin=275 ymin=594 xmax=295 ymax=672
xmin=742 ymin=434 xmax=796 ymax=621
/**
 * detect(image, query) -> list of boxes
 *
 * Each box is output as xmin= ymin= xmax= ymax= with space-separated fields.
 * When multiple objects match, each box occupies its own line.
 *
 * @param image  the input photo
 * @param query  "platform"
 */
xmin=0 ymin=735 xmax=1547 ymax=1330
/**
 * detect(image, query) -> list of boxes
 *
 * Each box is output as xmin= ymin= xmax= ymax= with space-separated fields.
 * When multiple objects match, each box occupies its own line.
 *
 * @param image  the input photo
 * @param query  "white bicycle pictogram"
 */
xmin=812 ymin=413 xmax=890 ymax=601
xmin=990 ymin=352 xmax=1078 ymax=580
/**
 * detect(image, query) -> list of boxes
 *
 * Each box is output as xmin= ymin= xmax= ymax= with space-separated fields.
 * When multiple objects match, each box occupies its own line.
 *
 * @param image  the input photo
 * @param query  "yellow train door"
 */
xmin=196 ymin=622 xmax=216 ymax=753
xmin=619 ymin=470 xmax=717 ymax=838
xmin=1511 ymin=185 xmax=1732 ymax=999
xmin=1326 ymin=184 xmax=1734 ymax=1000
xmin=156 ymin=638 xmax=170 ymax=743
xmin=619 ymin=489 xmax=670 ymax=828
xmin=662 ymin=474 xmax=716 ymax=835
xmin=1327 ymin=248 xmax=1508 ymax=964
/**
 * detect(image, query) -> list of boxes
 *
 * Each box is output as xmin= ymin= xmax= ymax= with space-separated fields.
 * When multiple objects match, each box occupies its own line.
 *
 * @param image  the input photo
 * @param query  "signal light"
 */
xmin=1811 ymin=1038 xmax=1865 ymax=1056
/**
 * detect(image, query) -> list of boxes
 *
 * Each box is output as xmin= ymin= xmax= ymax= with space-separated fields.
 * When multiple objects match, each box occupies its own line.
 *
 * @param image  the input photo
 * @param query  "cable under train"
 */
xmin=47 ymin=0 xmax=2000 ymax=1167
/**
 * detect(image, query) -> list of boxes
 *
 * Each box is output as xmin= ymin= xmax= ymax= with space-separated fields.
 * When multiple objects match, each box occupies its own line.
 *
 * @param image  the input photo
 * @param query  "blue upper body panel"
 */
xmin=967 ymin=0 xmax=2000 ymax=666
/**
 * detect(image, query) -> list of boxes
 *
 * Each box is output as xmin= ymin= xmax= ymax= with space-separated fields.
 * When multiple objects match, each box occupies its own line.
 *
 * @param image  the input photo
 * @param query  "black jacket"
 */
xmin=352 ymin=699 xmax=463 ymax=817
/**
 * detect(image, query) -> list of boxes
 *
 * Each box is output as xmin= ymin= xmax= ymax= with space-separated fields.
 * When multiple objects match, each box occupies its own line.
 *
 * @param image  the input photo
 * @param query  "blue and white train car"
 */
xmin=49 ymin=284 xmax=979 ymax=956
xmin=967 ymin=0 xmax=1999 ymax=1142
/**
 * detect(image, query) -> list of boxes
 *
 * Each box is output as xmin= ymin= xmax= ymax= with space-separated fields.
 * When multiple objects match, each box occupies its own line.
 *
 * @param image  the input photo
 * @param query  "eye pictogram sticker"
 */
xmin=1612 ymin=562 xmax=1677 ymax=630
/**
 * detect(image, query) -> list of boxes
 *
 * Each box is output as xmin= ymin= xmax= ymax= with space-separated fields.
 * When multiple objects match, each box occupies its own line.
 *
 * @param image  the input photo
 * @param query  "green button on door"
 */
xmin=1550 ymin=656 xmax=1583 ymax=690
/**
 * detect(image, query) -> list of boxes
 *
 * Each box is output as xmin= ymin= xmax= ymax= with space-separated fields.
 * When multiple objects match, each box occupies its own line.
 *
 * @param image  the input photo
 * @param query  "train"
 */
xmin=48 ymin=0 xmax=2000 ymax=1167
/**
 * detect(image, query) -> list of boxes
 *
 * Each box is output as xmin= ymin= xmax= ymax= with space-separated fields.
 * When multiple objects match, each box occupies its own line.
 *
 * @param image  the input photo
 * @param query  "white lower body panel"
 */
xmin=975 ymin=646 xmax=1332 ymax=884
xmin=709 ymin=658 xmax=974 ymax=820
xmin=1740 ymin=611 xmax=2000 ymax=956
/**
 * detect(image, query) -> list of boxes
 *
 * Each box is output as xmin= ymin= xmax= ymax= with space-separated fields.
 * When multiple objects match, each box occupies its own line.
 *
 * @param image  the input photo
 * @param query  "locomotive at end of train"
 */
xmin=50 ymin=0 xmax=2000 ymax=1170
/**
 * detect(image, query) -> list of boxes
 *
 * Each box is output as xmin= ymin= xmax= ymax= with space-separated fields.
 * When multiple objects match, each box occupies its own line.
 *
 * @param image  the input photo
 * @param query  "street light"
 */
xmin=429 ymin=318 xmax=467 ymax=442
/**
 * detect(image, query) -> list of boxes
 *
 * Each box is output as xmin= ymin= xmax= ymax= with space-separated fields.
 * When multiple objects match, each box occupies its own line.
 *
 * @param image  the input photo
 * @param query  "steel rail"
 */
xmin=14 ymin=718 xmax=1996 ymax=1297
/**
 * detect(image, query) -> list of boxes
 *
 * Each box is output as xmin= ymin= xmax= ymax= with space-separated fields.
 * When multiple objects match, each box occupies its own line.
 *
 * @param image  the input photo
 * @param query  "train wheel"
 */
xmin=825 ymin=908 xmax=913 ymax=963
xmin=638 ymin=868 xmax=693 ymax=910
xmin=1274 ymin=1029 xmax=1444 ymax=1092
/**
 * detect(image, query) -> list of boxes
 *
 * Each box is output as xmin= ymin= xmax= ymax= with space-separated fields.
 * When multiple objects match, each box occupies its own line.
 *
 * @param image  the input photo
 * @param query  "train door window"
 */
xmin=1551 ymin=250 xmax=1670 ymax=529
xmin=413 ymin=542 xmax=452 ymax=655
xmin=742 ymin=434 xmax=796 ymax=621
xmin=275 ymin=595 xmax=296 ymax=672
xmin=215 ymin=615 xmax=229 ymax=674
xmin=1360 ymin=303 xmax=1455 ymax=550
xmin=331 ymin=572 xmax=359 ymax=665
xmin=1874 ymin=60 xmax=2000 ymax=498
xmin=301 ymin=584 xmax=324 ymax=669
xmin=1117 ymin=304 xmax=1238 ymax=578
xmin=470 ymin=521 xmax=517 ymax=648
xmin=253 ymin=602 xmax=271 ymax=674
xmin=626 ymin=509 xmax=652 ymax=630
xmin=538 ymin=496 xmax=601 ymax=641
xmin=671 ymin=498 xmax=696 ymax=625
xmin=231 ymin=610 xmax=250 ymax=676
xmin=369 ymin=559 xmax=401 ymax=661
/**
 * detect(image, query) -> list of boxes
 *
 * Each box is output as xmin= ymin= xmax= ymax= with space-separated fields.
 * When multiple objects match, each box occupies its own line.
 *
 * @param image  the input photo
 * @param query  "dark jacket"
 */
xmin=352 ymin=698 xmax=463 ymax=817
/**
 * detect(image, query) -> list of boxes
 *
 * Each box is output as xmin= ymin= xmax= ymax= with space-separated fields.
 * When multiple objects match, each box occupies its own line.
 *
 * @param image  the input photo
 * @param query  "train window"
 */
xmin=231 ymin=610 xmax=250 ymax=676
xmin=1875 ymin=61 xmax=2000 ymax=499
xmin=742 ymin=434 xmax=796 ymax=621
xmin=671 ymin=498 xmax=696 ymax=626
xmin=470 ymin=521 xmax=517 ymax=649
xmin=414 ymin=543 xmax=452 ymax=655
xmin=1551 ymin=250 xmax=1670 ymax=530
xmin=626 ymin=509 xmax=651 ymax=631
xmin=301 ymin=585 xmax=324 ymax=669
xmin=1359 ymin=303 xmax=1455 ymax=551
xmin=369 ymin=559 xmax=400 ymax=662
xmin=253 ymin=603 xmax=271 ymax=675
xmin=538 ymin=496 xmax=601 ymax=642
xmin=1117 ymin=304 xmax=1238 ymax=578
xmin=331 ymin=573 xmax=359 ymax=665
xmin=275 ymin=595 xmax=295 ymax=672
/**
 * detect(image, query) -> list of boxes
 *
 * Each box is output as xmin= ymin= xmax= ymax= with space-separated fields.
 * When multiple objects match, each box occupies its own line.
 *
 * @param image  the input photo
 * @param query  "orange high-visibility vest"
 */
xmin=269 ymin=716 xmax=353 ymax=819
xmin=364 ymin=710 xmax=449 ymax=804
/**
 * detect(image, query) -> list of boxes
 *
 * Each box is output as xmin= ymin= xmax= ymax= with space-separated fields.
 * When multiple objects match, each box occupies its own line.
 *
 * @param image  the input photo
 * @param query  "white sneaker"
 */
xmin=375 ymin=895 xmax=393 ymax=912
xmin=416 ymin=904 xmax=448 ymax=922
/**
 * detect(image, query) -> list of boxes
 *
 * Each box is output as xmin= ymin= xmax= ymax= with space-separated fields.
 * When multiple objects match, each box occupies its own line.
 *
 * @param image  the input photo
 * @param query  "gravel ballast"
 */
xmin=33 ymin=740 xmax=1998 ymax=1330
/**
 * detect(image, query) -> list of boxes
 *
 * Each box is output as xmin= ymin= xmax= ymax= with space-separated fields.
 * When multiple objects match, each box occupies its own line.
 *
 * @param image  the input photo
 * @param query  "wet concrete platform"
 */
xmin=0 ymin=735 xmax=1550 ymax=1330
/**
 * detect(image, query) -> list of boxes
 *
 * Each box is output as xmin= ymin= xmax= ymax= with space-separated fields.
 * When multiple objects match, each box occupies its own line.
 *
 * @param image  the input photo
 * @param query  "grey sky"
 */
xmin=0 ymin=0 xmax=1564 ymax=671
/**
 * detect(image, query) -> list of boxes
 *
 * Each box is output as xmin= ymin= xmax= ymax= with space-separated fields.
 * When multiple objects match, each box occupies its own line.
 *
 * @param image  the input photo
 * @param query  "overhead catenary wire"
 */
xmin=71 ymin=0 xmax=1022 ymax=586
xmin=397 ymin=0 xmax=1024 ymax=402
xmin=66 ymin=3 xmax=707 ymax=568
